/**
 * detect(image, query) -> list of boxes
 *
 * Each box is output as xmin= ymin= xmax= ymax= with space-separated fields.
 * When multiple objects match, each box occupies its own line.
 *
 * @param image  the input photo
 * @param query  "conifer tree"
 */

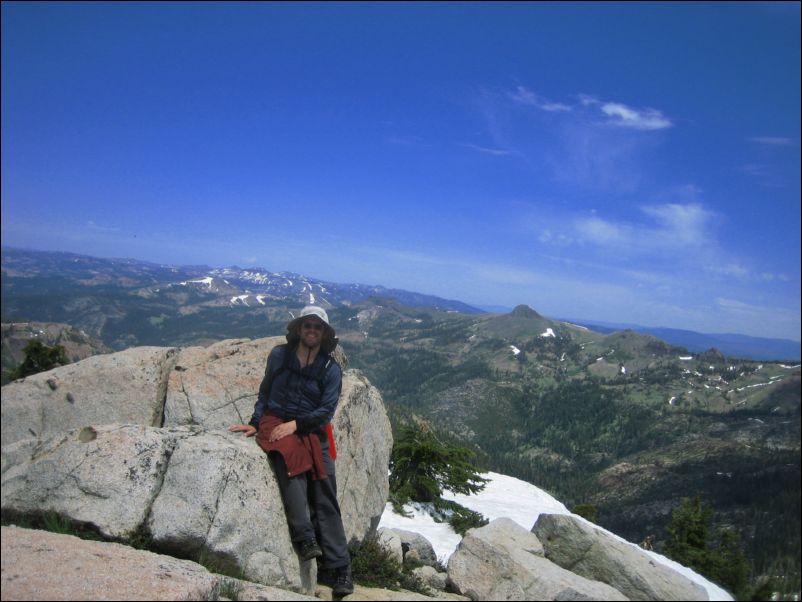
xmin=7 ymin=340 xmax=69 ymax=381
xmin=665 ymin=497 xmax=751 ymax=599
xmin=665 ymin=497 xmax=712 ymax=570
xmin=389 ymin=421 xmax=489 ymax=535
xmin=389 ymin=422 xmax=488 ymax=504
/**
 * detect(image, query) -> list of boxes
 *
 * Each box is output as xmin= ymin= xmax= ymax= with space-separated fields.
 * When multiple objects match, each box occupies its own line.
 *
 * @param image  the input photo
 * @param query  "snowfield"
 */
xmin=378 ymin=471 xmax=733 ymax=601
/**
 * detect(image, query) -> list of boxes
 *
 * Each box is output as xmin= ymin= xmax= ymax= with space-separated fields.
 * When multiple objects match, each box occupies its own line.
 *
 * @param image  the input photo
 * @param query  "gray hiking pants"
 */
xmin=269 ymin=438 xmax=350 ymax=570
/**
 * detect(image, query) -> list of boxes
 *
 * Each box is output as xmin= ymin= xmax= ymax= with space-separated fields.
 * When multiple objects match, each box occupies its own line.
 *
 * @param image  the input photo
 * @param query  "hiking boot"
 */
xmin=317 ymin=566 xmax=336 ymax=588
xmin=332 ymin=565 xmax=353 ymax=597
xmin=298 ymin=538 xmax=322 ymax=561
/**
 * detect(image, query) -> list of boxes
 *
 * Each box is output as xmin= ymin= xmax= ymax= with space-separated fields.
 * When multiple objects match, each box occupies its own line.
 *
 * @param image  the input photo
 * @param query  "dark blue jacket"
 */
xmin=249 ymin=344 xmax=342 ymax=435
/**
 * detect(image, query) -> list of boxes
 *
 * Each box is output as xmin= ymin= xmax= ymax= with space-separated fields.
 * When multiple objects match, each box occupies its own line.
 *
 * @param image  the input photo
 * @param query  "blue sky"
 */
xmin=2 ymin=2 xmax=800 ymax=341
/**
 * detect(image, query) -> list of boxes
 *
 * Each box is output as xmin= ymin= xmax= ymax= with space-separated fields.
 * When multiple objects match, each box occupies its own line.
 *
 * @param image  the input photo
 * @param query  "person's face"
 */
xmin=301 ymin=317 xmax=325 ymax=348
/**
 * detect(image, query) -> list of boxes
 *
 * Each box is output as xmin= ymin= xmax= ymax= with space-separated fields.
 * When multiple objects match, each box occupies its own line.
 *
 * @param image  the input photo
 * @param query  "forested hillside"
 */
xmin=331 ymin=301 xmax=800 ymax=596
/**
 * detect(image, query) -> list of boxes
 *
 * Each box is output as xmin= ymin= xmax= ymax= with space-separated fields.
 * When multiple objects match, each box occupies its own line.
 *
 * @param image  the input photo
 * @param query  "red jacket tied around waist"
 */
xmin=255 ymin=413 xmax=331 ymax=480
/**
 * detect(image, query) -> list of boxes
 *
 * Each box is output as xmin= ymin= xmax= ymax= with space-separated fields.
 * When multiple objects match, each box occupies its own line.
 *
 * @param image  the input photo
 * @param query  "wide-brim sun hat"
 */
xmin=286 ymin=305 xmax=337 ymax=351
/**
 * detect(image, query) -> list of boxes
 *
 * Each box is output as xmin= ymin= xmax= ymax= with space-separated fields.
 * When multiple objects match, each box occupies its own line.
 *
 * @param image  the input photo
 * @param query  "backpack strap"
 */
xmin=314 ymin=355 xmax=333 ymax=394
xmin=261 ymin=343 xmax=293 ymax=401
xmin=311 ymin=354 xmax=338 ymax=460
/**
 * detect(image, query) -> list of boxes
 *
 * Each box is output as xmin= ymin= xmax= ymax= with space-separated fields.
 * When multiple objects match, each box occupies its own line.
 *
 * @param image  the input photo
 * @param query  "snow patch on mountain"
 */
xmin=185 ymin=277 xmax=214 ymax=287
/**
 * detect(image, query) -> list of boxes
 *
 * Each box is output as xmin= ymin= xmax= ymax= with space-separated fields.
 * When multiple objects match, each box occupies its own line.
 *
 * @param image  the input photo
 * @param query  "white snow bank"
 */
xmin=378 ymin=471 xmax=733 ymax=600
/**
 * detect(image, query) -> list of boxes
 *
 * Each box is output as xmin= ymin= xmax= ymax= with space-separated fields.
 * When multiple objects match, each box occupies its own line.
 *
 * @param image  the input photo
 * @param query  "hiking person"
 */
xmin=229 ymin=305 xmax=353 ymax=596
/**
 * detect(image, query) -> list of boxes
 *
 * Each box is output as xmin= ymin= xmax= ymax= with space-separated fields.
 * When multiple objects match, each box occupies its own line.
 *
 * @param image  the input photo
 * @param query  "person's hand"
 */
xmin=269 ymin=420 xmax=297 ymax=442
xmin=228 ymin=424 xmax=257 ymax=437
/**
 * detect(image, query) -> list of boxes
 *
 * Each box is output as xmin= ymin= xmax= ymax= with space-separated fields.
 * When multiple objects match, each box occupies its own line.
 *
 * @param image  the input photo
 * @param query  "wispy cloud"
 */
xmin=483 ymin=86 xmax=674 ymax=192
xmin=535 ymin=90 xmax=674 ymax=130
xmin=536 ymin=202 xmax=716 ymax=255
xmin=707 ymin=263 xmax=750 ymax=278
xmin=548 ymin=121 xmax=647 ymax=192
xmin=574 ymin=216 xmax=625 ymax=245
xmin=508 ymin=86 xmax=572 ymax=112
xmin=715 ymin=297 xmax=801 ymax=333
xmin=742 ymin=162 xmax=786 ymax=188
xmin=749 ymin=136 xmax=795 ymax=146
xmin=509 ymin=87 xmax=675 ymax=130
xmin=524 ymin=200 xmax=798 ymax=296
xmin=760 ymin=271 xmax=790 ymax=282
xmin=639 ymin=203 xmax=713 ymax=245
xmin=461 ymin=142 xmax=519 ymax=157
xmin=599 ymin=102 xmax=673 ymax=130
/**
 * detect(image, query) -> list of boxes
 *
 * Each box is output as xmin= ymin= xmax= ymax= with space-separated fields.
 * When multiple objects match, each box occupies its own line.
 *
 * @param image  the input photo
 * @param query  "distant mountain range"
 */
xmin=1 ymin=246 xmax=480 ymax=311
xmin=564 ymin=320 xmax=801 ymax=362
xmin=1 ymin=246 xmax=798 ymax=361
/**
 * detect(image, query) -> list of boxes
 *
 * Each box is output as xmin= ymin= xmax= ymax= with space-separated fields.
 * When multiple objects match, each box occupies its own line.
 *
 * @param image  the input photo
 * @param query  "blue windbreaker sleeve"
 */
xmin=248 ymin=347 xmax=284 ymax=429
xmin=295 ymin=361 xmax=342 ymax=435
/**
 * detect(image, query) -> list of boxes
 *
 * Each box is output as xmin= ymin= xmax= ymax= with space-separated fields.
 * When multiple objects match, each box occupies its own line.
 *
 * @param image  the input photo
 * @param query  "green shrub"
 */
xmin=350 ymin=534 xmax=402 ymax=589
xmin=571 ymin=503 xmax=598 ymax=522
xmin=218 ymin=577 xmax=244 ymax=601
xmin=349 ymin=534 xmax=431 ymax=595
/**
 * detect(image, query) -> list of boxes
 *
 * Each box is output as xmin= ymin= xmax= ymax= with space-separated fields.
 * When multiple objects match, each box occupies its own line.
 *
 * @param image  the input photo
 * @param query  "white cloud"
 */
xmin=600 ymin=102 xmax=673 ymax=130
xmin=549 ymin=203 xmax=714 ymax=253
xmin=489 ymin=88 xmax=674 ymax=193
xmin=639 ymin=203 xmax=713 ymax=245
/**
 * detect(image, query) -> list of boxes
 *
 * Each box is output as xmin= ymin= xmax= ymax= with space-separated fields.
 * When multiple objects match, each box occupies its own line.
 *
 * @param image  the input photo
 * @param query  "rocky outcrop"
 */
xmin=533 ymin=513 xmax=708 ymax=601
xmin=2 ymin=526 xmax=468 ymax=601
xmin=1 ymin=336 xmax=391 ymax=594
xmin=1 ymin=336 xmax=351 ymax=445
xmin=1 ymin=525 xmax=316 ymax=601
xmin=1 ymin=335 xmax=721 ymax=601
xmin=447 ymin=518 xmax=628 ymax=601
xmin=1 ymin=346 xmax=177 ymax=445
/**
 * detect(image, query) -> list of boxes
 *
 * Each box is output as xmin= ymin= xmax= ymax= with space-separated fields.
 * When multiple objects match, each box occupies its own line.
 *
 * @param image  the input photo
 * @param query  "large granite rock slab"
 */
xmin=163 ymin=335 xmax=347 ymax=430
xmin=533 ymin=513 xmax=709 ymax=601
xmin=1 ymin=337 xmax=392 ymax=594
xmin=447 ymin=518 xmax=628 ymax=601
xmin=1 ymin=346 xmax=177 ymax=445
xmin=0 ymin=526 xmax=316 ymax=601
